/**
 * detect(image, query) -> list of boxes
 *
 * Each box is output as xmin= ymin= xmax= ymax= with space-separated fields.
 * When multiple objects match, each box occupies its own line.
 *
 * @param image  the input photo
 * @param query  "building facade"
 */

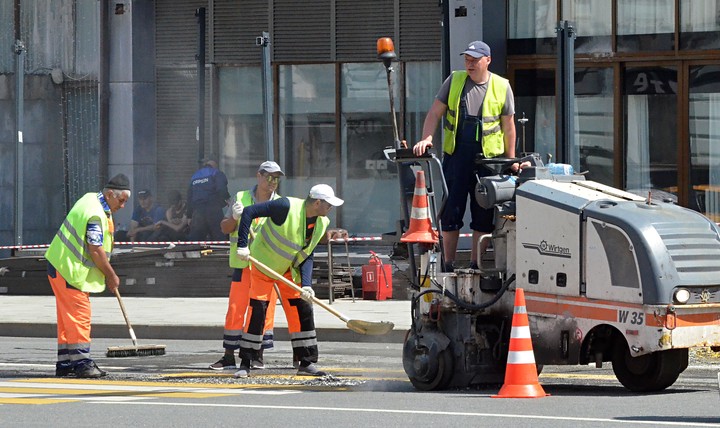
xmin=2 ymin=0 xmax=720 ymax=252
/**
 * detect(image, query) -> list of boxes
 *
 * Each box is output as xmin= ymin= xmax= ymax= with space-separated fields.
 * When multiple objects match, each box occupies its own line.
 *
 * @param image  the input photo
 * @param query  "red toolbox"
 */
xmin=361 ymin=251 xmax=392 ymax=300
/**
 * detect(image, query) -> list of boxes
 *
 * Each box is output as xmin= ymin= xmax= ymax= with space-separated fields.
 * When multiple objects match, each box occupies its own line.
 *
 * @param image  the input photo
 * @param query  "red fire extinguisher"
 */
xmin=362 ymin=251 xmax=392 ymax=300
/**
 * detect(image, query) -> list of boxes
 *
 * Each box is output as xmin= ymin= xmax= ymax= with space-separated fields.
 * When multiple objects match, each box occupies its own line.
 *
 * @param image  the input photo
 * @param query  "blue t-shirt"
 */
xmin=131 ymin=204 xmax=166 ymax=227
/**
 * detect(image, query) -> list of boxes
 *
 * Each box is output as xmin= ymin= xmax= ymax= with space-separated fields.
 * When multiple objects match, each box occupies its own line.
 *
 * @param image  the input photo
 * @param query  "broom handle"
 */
xmin=113 ymin=288 xmax=138 ymax=346
xmin=249 ymin=255 xmax=350 ymax=323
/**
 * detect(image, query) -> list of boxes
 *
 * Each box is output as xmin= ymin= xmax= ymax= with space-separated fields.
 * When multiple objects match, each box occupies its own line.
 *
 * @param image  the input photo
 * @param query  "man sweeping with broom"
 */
xmin=45 ymin=174 xmax=131 ymax=378
xmin=234 ymin=184 xmax=344 ymax=378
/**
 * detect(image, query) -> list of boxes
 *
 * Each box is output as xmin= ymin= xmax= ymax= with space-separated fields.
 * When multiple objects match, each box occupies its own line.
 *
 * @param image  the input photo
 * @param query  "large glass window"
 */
xmin=278 ymin=64 xmax=338 ymax=222
xmin=623 ymin=66 xmax=677 ymax=193
xmin=576 ymin=68 xmax=614 ymax=185
xmin=617 ymin=0 xmax=674 ymax=52
xmin=680 ymin=0 xmax=720 ymax=50
xmin=340 ymin=63 xmax=399 ymax=234
xmin=218 ymin=66 xmax=267 ymax=193
xmin=404 ymin=62 xmax=442 ymax=146
xmin=689 ymin=65 xmax=720 ymax=219
xmin=508 ymin=0 xmax=557 ymax=55
xmin=514 ymin=67 xmax=614 ymax=185
xmin=513 ymin=69 xmax=556 ymax=160
xmin=561 ymin=0 xmax=611 ymax=53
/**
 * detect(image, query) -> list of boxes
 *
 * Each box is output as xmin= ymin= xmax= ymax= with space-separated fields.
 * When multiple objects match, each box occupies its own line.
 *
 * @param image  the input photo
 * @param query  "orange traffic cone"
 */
xmin=492 ymin=288 xmax=548 ymax=398
xmin=401 ymin=170 xmax=439 ymax=244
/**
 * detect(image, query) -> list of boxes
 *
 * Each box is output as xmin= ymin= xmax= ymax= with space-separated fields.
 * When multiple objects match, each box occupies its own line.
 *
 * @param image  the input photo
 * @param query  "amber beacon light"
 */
xmin=377 ymin=37 xmax=396 ymax=67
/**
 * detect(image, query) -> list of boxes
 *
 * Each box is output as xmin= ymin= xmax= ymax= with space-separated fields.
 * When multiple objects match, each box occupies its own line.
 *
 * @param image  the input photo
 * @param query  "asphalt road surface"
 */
xmin=1 ymin=337 xmax=720 ymax=427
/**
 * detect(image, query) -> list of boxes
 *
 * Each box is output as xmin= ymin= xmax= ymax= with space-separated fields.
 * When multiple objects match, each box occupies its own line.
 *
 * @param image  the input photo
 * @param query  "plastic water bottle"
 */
xmin=546 ymin=163 xmax=574 ymax=175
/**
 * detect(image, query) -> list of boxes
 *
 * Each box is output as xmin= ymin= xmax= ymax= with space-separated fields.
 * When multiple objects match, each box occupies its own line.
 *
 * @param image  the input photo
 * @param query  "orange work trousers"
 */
xmin=47 ymin=264 xmax=92 ymax=363
xmin=240 ymin=267 xmax=318 ymax=366
xmin=223 ymin=267 xmax=276 ymax=350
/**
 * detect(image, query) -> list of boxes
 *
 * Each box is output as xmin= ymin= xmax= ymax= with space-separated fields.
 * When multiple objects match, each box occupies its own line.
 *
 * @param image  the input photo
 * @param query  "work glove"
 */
xmin=236 ymin=246 xmax=250 ymax=261
xmin=300 ymin=286 xmax=315 ymax=303
xmin=232 ymin=201 xmax=244 ymax=220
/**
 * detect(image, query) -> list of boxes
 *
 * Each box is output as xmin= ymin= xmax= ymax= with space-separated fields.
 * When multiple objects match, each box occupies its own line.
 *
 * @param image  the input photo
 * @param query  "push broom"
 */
xmin=249 ymin=256 xmax=394 ymax=335
xmin=106 ymin=288 xmax=166 ymax=357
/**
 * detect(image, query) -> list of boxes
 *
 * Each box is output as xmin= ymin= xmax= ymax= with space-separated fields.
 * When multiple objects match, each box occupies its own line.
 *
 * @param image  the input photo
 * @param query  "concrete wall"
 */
xmin=107 ymin=0 xmax=158 ymax=231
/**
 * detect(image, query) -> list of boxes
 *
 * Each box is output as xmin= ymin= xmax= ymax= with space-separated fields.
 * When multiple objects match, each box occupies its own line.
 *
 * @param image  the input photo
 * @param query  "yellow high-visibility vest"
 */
xmin=443 ymin=71 xmax=508 ymax=158
xmin=45 ymin=193 xmax=113 ymax=293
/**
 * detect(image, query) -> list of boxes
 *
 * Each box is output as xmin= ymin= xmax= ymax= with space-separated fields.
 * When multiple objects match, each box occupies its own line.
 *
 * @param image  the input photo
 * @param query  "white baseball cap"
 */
xmin=309 ymin=184 xmax=344 ymax=207
xmin=258 ymin=161 xmax=285 ymax=176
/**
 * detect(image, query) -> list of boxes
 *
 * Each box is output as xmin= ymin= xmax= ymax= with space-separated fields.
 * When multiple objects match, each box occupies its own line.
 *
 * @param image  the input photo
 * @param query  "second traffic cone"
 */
xmin=492 ymin=288 xmax=548 ymax=398
xmin=401 ymin=170 xmax=439 ymax=244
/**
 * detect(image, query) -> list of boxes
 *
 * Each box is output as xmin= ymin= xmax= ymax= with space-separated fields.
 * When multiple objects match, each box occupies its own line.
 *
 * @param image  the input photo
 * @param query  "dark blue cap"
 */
xmin=461 ymin=41 xmax=491 ymax=58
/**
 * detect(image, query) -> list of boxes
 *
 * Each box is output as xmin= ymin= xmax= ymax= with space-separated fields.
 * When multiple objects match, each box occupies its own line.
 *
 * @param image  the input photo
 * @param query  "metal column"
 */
xmin=196 ymin=7 xmax=206 ymax=165
xmin=14 ymin=0 xmax=25 ymax=246
xmin=258 ymin=32 xmax=273 ymax=160
xmin=556 ymin=21 xmax=576 ymax=167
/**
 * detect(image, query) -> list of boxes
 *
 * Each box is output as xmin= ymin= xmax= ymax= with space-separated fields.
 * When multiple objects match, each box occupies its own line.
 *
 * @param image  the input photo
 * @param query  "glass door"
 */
xmin=622 ymin=65 xmax=678 ymax=195
xmin=688 ymin=64 xmax=720 ymax=221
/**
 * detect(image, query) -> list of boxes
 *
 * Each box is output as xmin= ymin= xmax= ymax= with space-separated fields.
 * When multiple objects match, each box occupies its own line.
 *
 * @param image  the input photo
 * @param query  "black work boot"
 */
xmin=74 ymin=360 xmax=107 ymax=378
xmin=55 ymin=362 xmax=74 ymax=377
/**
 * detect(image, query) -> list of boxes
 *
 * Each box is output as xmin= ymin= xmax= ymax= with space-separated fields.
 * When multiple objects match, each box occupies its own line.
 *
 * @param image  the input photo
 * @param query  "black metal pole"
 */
xmin=556 ymin=21 xmax=576 ymax=166
xmin=14 ymin=0 xmax=25 ymax=246
xmin=196 ymin=7 xmax=206 ymax=166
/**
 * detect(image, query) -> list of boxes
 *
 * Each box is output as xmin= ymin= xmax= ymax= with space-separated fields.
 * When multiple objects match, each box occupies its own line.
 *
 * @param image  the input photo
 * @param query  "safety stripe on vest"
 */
xmin=266 ymin=222 xmax=303 ymax=252
xmin=292 ymin=248 xmax=310 ymax=268
xmin=482 ymin=124 xmax=501 ymax=137
xmin=229 ymin=236 xmax=238 ymax=244
xmin=483 ymin=114 xmax=500 ymax=122
xmin=259 ymin=226 xmax=298 ymax=263
xmin=57 ymin=220 xmax=95 ymax=268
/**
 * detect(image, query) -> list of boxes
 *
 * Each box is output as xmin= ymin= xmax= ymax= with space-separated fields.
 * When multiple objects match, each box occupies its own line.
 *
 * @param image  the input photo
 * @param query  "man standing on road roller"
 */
xmin=412 ymin=40 xmax=517 ymax=271
xmin=45 ymin=174 xmax=131 ymax=378
xmin=209 ymin=161 xmax=284 ymax=371
xmin=234 ymin=184 xmax=344 ymax=377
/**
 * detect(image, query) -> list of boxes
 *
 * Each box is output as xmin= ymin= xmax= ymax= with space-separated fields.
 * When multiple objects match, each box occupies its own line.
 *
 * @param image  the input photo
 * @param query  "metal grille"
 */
xmin=156 ymin=0 xmax=208 ymax=66
xmin=335 ymin=0 xmax=394 ymax=62
xmin=399 ymin=0 xmax=442 ymax=61
xmin=156 ymin=0 xmax=212 ymax=200
xmin=213 ymin=0 xmax=268 ymax=64
xmin=655 ymin=222 xmax=720 ymax=280
xmin=273 ymin=0 xmax=332 ymax=62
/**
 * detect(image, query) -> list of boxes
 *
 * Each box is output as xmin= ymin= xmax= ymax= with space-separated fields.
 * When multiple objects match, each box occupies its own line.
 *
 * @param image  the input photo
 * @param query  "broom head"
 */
xmin=106 ymin=344 xmax=166 ymax=357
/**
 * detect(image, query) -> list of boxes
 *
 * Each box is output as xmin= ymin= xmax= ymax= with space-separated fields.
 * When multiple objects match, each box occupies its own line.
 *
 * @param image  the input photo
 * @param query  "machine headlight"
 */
xmin=674 ymin=288 xmax=691 ymax=304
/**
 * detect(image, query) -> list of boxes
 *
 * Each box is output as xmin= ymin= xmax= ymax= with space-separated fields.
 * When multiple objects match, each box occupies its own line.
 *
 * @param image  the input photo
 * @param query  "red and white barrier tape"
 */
xmin=0 ymin=233 xmax=471 ymax=251
xmin=1 ymin=236 xmax=385 ymax=250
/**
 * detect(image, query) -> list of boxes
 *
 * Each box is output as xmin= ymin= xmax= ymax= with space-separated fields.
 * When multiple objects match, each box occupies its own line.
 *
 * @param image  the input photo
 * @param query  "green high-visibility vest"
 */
xmin=443 ymin=71 xmax=508 ymax=158
xmin=45 ymin=193 xmax=113 ymax=293
xmin=228 ymin=189 xmax=280 ymax=269
xmin=250 ymin=197 xmax=329 ymax=284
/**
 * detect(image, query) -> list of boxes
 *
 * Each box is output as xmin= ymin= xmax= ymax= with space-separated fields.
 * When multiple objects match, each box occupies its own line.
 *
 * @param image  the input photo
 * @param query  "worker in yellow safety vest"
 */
xmin=234 ymin=184 xmax=344 ymax=378
xmin=413 ymin=40 xmax=519 ymax=271
xmin=208 ymin=161 xmax=284 ymax=371
xmin=45 ymin=174 xmax=131 ymax=378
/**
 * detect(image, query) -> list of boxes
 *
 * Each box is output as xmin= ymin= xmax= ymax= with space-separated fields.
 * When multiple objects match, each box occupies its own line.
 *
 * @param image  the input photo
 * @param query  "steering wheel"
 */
xmin=474 ymin=156 xmax=519 ymax=175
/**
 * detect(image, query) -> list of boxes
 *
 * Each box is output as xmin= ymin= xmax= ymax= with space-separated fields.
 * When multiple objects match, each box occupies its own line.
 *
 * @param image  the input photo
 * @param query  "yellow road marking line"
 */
xmin=0 ymin=398 xmax=74 ymax=405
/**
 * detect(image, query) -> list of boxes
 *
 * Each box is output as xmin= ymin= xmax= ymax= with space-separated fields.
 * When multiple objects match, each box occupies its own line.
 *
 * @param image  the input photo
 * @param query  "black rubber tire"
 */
xmin=408 ymin=348 xmax=454 ymax=391
xmin=611 ymin=345 xmax=687 ymax=392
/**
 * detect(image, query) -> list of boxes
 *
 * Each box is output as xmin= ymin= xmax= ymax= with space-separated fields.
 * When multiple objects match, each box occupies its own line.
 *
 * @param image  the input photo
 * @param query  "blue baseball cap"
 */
xmin=461 ymin=41 xmax=491 ymax=58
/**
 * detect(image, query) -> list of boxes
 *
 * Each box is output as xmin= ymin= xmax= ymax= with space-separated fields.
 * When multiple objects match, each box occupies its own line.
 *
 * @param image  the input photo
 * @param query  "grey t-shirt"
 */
xmin=436 ymin=72 xmax=515 ymax=118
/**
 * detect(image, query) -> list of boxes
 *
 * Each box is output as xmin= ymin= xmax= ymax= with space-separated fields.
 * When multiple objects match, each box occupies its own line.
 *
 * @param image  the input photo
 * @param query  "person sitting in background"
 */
xmin=127 ymin=189 xmax=166 ymax=242
xmin=153 ymin=190 xmax=189 ymax=241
